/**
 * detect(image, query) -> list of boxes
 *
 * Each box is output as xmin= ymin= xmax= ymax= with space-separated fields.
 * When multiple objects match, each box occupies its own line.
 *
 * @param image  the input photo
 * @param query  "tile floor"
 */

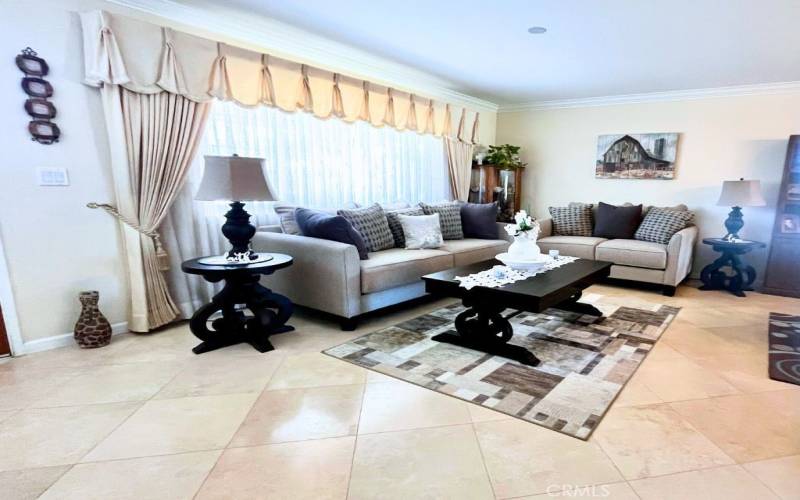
xmin=1 ymin=284 xmax=798 ymax=499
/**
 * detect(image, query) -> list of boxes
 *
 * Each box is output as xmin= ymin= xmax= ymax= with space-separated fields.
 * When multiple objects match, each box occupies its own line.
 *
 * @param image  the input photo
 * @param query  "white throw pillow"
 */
xmin=398 ymin=213 xmax=443 ymax=249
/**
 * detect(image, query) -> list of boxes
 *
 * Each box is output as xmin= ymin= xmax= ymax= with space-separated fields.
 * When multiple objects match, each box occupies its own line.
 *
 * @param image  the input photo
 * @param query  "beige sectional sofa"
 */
xmin=252 ymin=223 xmax=511 ymax=329
xmin=536 ymin=215 xmax=698 ymax=296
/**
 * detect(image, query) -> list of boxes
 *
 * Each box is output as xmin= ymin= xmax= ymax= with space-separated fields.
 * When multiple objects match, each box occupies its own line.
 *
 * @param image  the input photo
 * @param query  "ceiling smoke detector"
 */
xmin=527 ymin=26 xmax=547 ymax=34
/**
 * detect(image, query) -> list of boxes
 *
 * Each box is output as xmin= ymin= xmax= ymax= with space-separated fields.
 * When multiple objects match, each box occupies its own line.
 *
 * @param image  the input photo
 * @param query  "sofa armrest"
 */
xmin=664 ymin=225 xmax=698 ymax=286
xmin=251 ymin=232 xmax=362 ymax=318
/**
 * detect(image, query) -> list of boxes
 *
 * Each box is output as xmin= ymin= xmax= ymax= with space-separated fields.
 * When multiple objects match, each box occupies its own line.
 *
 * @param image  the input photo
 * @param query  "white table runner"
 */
xmin=455 ymin=256 xmax=578 ymax=290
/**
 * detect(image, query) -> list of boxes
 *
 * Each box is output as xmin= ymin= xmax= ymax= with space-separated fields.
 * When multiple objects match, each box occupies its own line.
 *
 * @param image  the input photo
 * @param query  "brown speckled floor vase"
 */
xmin=74 ymin=290 xmax=112 ymax=348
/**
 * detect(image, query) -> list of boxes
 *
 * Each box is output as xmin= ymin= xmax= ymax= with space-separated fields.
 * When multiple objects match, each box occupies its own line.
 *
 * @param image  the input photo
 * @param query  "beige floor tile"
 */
xmin=197 ymin=437 xmax=354 ymax=500
xmin=349 ymin=425 xmax=493 ymax=500
xmin=33 ymin=362 xmax=182 ymax=407
xmin=691 ymin=350 xmax=797 ymax=394
xmin=230 ymin=384 xmax=363 ymax=446
xmin=99 ymin=326 xmax=199 ymax=364
xmin=475 ymin=418 xmax=622 ymax=498
xmin=742 ymin=455 xmax=800 ymax=500
xmin=267 ymin=352 xmax=366 ymax=390
xmin=155 ymin=352 xmax=283 ymax=399
xmin=84 ymin=393 xmax=257 ymax=461
xmin=593 ymin=404 xmax=734 ymax=480
xmin=0 ymin=466 xmax=70 ymax=500
xmin=629 ymin=464 xmax=778 ymax=500
xmin=634 ymin=355 xmax=740 ymax=402
xmin=358 ymin=380 xmax=472 ymax=434
xmin=0 ymin=367 xmax=85 ymax=410
xmin=0 ymin=409 xmax=17 ymax=423
xmin=677 ymin=306 xmax=766 ymax=329
xmin=0 ymin=403 xmax=139 ymax=470
xmin=662 ymin=322 xmax=763 ymax=359
xmin=670 ymin=390 xmax=800 ymax=462
xmin=613 ymin=377 xmax=664 ymax=407
xmin=518 ymin=482 xmax=639 ymax=499
xmin=365 ymin=370 xmax=395 ymax=383
xmin=41 ymin=451 xmax=220 ymax=500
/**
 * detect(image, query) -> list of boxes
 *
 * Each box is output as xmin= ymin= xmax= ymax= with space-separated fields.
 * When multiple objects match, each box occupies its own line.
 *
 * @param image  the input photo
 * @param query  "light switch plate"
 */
xmin=36 ymin=167 xmax=69 ymax=186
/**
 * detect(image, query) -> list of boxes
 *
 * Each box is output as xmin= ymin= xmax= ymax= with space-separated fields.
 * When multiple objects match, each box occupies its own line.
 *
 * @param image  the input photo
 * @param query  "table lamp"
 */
xmin=716 ymin=178 xmax=766 ymax=241
xmin=195 ymin=155 xmax=276 ymax=264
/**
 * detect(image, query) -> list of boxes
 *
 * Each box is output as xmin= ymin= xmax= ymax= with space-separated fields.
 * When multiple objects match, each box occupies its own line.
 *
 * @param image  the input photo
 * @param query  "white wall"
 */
xmin=0 ymin=0 xmax=129 ymax=348
xmin=496 ymin=93 xmax=800 ymax=283
xmin=0 ymin=0 xmax=497 ymax=350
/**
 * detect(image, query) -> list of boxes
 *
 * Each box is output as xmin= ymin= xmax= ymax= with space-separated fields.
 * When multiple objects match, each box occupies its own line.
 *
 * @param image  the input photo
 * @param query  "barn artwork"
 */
xmin=596 ymin=133 xmax=679 ymax=180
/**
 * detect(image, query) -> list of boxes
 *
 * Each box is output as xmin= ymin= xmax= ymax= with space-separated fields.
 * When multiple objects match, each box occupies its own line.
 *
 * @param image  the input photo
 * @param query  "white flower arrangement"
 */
xmin=504 ymin=210 xmax=540 ymax=238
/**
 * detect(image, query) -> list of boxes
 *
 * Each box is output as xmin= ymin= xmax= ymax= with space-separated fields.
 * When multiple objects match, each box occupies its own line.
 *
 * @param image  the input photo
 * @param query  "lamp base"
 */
xmin=722 ymin=206 xmax=744 ymax=240
xmin=222 ymin=201 xmax=258 ymax=262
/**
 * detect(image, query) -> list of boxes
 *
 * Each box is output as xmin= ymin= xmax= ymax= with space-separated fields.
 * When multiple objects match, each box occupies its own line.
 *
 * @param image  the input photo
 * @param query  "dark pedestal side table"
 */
xmin=181 ymin=254 xmax=294 ymax=354
xmin=699 ymin=238 xmax=766 ymax=297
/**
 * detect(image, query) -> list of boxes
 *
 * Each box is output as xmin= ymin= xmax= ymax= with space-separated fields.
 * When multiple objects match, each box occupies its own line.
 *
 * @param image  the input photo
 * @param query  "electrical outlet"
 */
xmin=36 ymin=167 xmax=69 ymax=186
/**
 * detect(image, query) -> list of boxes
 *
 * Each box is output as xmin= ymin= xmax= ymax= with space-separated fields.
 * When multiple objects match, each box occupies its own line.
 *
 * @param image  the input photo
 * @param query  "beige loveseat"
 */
xmin=252 ymin=223 xmax=511 ymax=329
xmin=536 ymin=211 xmax=698 ymax=296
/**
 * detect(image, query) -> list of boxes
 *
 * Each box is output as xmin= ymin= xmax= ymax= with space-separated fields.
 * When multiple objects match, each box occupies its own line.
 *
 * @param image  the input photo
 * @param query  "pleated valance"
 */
xmin=79 ymin=10 xmax=480 ymax=141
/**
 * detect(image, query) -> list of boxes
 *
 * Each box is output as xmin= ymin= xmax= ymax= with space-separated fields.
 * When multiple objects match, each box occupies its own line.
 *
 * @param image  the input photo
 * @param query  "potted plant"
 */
xmin=485 ymin=144 xmax=527 ymax=170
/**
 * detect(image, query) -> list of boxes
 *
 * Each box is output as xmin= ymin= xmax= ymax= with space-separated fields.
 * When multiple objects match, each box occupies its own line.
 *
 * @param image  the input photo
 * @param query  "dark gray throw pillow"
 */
xmin=338 ymin=203 xmax=395 ymax=252
xmin=593 ymin=202 xmax=642 ymax=239
xmin=419 ymin=201 xmax=464 ymax=240
xmin=549 ymin=206 xmax=593 ymax=236
xmin=384 ymin=206 xmax=424 ymax=248
xmin=634 ymin=207 xmax=694 ymax=244
xmin=461 ymin=202 xmax=499 ymax=239
xmin=295 ymin=208 xmax=369 ymax=260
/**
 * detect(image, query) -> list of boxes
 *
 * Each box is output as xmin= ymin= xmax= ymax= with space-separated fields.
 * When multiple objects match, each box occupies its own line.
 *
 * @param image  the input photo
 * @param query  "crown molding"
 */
xmin=499 ymin=81 xmax=800 ymax=112
xmin=104 ymin=0 xmax=499 ymax=112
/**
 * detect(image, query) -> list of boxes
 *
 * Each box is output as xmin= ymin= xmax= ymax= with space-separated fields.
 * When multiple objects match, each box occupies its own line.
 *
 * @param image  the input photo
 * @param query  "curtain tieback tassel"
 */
xmin=87 ymin=202 xmax=170 ymax=271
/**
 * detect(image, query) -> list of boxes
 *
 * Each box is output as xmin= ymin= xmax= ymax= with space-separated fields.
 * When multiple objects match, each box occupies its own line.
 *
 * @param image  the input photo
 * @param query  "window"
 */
xmin=202 ymin=101 xmax=450 ymax=209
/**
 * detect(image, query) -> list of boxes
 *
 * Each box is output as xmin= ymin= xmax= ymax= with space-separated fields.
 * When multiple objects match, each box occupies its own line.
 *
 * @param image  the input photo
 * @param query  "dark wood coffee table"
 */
xmin=422 ymin=258 xmax=612 ymax=367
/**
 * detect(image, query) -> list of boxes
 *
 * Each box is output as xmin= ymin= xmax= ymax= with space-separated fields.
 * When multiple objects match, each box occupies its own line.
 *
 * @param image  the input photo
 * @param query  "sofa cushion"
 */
xmin=635 ymin=207 xmax=694 ymax=244
xmin=338 ymin=203 xmax=395 ymax=252
xmin=419 ymin=201 xmax=464 ymax=240
xmin=384 ymin=206 xmax=424 ymax=247
xmin=360 ymin=248 xmax=453 ymax=294
xmin=549 ymin=206 xmax=593 ymax=236
xmin=596 ymin=239 xmax=668 ymax=269
xmin=537 ymin=236 xmax=607 ymax=260
xmin=593 ymin=202 xmax=642 ymax=239
xmin=439 ymin=239 xmax=509 ymax=266
xmin=461 ymin=202 xmax=499 ymax=239
xmin=399 ymin=213 xmax=443 ymax=249
xmin=295 ymin=208 xmax=369 ymax=260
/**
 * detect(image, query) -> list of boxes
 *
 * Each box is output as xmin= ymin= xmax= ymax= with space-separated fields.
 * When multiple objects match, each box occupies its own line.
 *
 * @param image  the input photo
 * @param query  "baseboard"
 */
xmin=17 ymin=322 xmax=129 ymax=356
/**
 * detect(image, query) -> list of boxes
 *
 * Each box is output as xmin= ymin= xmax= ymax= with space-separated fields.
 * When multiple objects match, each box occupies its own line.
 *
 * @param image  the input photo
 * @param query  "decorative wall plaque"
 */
xmin=16 ymin=47 xmax=59 ymax=144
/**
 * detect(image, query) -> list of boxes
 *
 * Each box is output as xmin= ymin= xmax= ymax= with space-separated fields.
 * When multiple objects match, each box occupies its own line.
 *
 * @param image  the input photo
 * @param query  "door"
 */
xmin=0 ymin=303 xmax=10 ymax=356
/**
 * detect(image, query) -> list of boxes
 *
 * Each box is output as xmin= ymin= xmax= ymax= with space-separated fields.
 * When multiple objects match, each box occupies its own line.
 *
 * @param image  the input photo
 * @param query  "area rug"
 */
xmin=323 ymin=297 xmax=680 ymax=440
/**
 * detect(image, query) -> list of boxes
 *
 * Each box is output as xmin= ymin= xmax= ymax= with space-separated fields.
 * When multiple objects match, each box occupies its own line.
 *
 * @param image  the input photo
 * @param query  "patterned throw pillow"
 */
xmin=419 ymin=202 xmax=464 ymax=240
xmin=337 ymin=203 xmax=394 ymax=252
xmin=549 ymin=206 xmax=593 ymax=236
xmin=384 ymin=207 xmax=424 ymax=248
xmin=274 ymin=205 xmax=302 ymax=235
xmin=634 ymin=208 xmax=694 ymax=244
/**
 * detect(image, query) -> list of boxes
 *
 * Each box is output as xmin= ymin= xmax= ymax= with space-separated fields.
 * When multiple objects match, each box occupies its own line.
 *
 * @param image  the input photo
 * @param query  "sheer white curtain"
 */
xmin=163 ymin=101 xmax=450 ymax=317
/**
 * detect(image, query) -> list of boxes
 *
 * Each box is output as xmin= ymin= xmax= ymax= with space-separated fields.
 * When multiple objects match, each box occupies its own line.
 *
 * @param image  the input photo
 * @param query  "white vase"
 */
xmin=508 ymin=232 xmax=541 ymax=259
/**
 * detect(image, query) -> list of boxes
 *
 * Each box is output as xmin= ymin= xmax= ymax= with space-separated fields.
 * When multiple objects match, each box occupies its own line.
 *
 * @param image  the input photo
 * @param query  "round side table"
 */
xmin=699 ymin=238 xmax=766 ymax=297
xmin=181 ymin=253 xmax=294 ymax=354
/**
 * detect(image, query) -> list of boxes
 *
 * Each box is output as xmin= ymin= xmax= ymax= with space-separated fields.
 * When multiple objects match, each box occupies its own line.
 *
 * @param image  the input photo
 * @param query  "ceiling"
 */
xmin=181 ymin=0 xmax=800 ymax=105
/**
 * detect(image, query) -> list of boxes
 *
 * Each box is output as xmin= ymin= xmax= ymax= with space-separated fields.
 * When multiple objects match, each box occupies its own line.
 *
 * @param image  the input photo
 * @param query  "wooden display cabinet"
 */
xmin=763 ymin=135 xmax=800 ymax=297
xmin=468 ymin=163 xmax=524 ymax=222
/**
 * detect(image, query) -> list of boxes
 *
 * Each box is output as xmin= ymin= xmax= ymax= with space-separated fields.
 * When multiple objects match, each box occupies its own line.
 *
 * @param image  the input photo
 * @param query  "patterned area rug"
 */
xmin=324 ymin=297 xmax=680 ymax=440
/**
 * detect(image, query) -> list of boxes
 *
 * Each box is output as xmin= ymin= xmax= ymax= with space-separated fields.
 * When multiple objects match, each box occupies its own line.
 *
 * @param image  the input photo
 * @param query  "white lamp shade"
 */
xmin=195 ymin=155 xmax=276 ymax=201
xmin=716 ymin=179 xmax=766 ymax=207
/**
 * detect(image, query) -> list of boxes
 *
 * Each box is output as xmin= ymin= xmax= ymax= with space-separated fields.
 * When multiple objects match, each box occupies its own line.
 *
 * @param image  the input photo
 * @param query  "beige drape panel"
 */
xmin=79 ymin=10 xmax=481 ymax=137
xmin=101 ymin=85 xmax=210 ymax=331
xmin=443 ymin=108 xmax=479 ymax=201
